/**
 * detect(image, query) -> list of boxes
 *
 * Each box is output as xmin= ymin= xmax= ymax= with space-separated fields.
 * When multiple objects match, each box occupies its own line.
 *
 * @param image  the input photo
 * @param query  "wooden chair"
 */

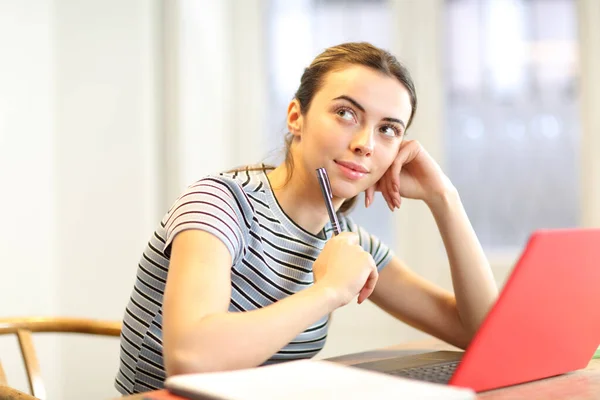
xmin=0 ymin=359 xmax=7 ymax=385
xmin=0 ymin=385 xmax=38 ymax=400
xmin=0 ymin=317 xmax=121 ymax=399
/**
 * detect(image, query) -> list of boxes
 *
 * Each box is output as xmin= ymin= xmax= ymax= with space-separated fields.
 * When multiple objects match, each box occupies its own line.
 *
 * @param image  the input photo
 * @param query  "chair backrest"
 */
xmin=0 ymin=359 xmax=7 ymax=386
xmin=0 ymin=384 xmax=38 ymax=400
xmin=0 ymin=317 xmax=121 ymax=399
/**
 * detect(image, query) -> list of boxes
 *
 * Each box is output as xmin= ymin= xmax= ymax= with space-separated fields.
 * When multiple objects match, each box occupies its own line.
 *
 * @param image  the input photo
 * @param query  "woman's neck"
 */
xmin=267 ymin=163 xmax=344 ymax=236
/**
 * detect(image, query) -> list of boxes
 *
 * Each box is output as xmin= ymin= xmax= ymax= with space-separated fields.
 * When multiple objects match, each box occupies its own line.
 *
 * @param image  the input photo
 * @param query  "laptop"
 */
xmin=352 ymin=228 xmax=600 ymax=392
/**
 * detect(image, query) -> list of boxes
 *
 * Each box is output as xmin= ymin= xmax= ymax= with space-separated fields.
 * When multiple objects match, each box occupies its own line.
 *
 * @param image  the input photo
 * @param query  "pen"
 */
xmin=316 ymin=167 xmax=341 ymax=236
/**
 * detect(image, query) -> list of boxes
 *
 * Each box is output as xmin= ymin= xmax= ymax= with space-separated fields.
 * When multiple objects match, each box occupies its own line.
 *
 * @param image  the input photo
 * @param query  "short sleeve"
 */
xmin=342 ymin=217 xmax=394 ymax=272
xmin=161 ymin=177 xmax=245 ymax=264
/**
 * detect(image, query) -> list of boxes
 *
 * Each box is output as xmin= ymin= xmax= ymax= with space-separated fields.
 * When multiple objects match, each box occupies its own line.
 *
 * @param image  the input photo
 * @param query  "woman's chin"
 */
xmin=331 ymin=182 xmax=365 ymax=200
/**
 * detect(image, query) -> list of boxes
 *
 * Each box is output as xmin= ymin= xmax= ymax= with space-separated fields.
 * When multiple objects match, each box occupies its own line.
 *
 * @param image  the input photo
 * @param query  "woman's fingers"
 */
xmin=395 ymin=193 xmax=402 ymax=209
xmin=389 ymin=160 xmax=402 ymax=200
xmin=381 ymin=168 xmax=400 ymax=211
xmin=364 ymin=185 xmax=375 ymax=208
xmin=389 ymin=171 xmax=401 ymax=209
xmin=381 ymin=185 xmax=394 ymax=211
xmin=389 ymin=140 xmax=423 ymax=209
xmin=357 ymin=261 xmax=378 ymax=304
xmin=368 ymin=140 xmax=425 ymax=211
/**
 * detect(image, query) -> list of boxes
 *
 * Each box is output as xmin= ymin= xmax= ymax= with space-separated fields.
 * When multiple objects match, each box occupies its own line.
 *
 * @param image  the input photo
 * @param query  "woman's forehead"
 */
xmin=316 ymin=65 xmax=412 ymax=119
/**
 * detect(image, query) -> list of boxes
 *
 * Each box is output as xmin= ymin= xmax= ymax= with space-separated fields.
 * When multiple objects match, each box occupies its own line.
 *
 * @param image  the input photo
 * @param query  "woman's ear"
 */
xmin=287 ymin=99 xmax=303 ymax=137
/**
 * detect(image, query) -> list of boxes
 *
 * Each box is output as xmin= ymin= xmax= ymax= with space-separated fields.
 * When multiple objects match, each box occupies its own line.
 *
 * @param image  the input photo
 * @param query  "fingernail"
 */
xmin=365 ymin=196 xmax=370 ymax=208
xmin=393 ymin=184 xmax=399 ymax=192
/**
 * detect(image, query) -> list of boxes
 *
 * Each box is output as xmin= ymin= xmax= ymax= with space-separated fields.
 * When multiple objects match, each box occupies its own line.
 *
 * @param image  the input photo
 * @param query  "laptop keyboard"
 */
xmin=388 ymin=360 xmax=460 ymax=384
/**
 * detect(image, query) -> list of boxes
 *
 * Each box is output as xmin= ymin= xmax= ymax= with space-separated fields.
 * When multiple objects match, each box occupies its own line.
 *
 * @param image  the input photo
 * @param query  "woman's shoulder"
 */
xmin=179 ymin=164 xmax=268 ymax=196
xmin=167 ymin=164 xmax=271 ymax=215
xmin=216 ymin=164 xmax=272 ymax=194
xmin=161 ymin=165 xmax=269 ymax=232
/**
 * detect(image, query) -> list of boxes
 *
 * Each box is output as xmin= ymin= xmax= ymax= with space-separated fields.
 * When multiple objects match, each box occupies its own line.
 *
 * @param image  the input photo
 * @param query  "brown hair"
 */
xmin=285 ymin=42 xmax=418 ymax=214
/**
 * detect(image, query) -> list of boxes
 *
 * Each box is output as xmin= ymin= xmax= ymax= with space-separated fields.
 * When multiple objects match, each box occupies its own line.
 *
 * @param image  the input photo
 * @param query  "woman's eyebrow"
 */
xmin=332 ymin=95 xmax=406 ymax=130
xmin=383 ymin=117 xmax=406 ymax=130
xmin=333 ymin=95 xmax=366 ymax=112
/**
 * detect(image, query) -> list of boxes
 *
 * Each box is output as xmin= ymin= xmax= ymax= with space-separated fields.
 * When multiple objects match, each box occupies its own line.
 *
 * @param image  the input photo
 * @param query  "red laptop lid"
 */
xmin=450 ymin=229 xmax=600 ymax=392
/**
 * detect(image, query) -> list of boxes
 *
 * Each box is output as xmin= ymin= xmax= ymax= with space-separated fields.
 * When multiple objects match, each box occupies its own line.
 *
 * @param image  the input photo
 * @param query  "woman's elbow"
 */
xmin=164 ymin=347 xmax=220 ymax=377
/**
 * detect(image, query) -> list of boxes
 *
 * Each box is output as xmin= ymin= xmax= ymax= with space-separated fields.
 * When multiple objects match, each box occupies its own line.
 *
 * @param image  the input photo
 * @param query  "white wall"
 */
xmin=53 ymin=0 xmax=161 ymax=398
xmin=1 ymin=0 xmax=161 ymax=398
xmin=162 ymin=0 xmax=269 ymax=202
xmin=0 ymin=1 xmax=61 ymax=398
xmin=163 ymin=0 xmax=237 ymax=201
xmin=579 ymin=0 xmax=600 ymax=228
xmin=389 ymin=0 xmax=448 ymax=287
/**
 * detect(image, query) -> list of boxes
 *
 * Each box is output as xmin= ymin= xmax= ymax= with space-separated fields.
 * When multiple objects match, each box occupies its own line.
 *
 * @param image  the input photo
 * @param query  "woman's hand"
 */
xmin=312 ymin=232 xmax=378 ymax=306
xmin=364 ymin=140 xmax=455 ymax=211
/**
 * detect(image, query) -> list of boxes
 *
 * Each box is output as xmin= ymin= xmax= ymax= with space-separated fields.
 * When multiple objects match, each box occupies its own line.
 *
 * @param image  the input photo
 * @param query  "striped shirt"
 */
xmin=115 ymin=166 xmax=393 ymax=394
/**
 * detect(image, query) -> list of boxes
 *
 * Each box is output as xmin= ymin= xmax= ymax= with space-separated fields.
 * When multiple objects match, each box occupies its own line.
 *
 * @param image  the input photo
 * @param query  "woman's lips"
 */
xmin=334 ymin=160 xmax=368 ymax=180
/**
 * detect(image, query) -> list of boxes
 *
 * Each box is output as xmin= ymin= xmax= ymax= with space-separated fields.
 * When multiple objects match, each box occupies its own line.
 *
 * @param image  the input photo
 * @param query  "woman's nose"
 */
xmin=350 ymin=128 xmax=374 ymax=157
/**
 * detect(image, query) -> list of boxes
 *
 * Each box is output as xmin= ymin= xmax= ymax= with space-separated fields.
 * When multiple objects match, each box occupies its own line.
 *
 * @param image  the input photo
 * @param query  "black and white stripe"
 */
xmin=115 ymin=166 xmax=393 ymax=394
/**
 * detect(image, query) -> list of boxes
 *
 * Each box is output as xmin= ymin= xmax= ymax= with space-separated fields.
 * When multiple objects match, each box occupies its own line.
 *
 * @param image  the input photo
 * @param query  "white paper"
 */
xmin=166 ymin=360 xmax=476 ymax=400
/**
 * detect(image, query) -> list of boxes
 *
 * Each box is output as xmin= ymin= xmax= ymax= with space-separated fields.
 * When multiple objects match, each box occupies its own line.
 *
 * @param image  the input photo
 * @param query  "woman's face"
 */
xmin=289 ymin=64 xmax=413 ymax=199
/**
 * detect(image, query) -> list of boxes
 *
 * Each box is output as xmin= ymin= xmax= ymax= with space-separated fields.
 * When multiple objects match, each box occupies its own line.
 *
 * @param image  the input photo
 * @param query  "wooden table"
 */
xmin=118 ymin=339 xmax=600 ymax=399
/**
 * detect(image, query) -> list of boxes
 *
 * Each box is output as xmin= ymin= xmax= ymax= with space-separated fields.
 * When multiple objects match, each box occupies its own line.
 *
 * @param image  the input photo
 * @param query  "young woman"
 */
xmin=115 ymin=42 xmax=498 ymax=395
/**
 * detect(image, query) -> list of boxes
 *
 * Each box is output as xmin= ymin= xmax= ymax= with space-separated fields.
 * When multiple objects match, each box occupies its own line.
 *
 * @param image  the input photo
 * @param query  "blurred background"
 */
xmin=1 ymin=0 xmax=598 ymax=398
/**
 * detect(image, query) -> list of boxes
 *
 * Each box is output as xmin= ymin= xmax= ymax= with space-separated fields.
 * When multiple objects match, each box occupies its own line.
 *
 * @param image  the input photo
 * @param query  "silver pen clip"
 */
xmin=322 ymin=168 xmax=332 ymax=199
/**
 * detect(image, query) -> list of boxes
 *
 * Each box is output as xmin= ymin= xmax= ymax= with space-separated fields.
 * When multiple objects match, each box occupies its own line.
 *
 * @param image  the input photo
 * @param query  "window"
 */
xmin=444 ymin=0 xmax=580 ymax=250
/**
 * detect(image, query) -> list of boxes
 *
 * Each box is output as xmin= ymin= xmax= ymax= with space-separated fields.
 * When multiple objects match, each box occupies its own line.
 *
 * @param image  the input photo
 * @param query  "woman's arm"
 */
xmin=163 ymin=230 xmax=377 ymax=376
xmin=369 ymin=257 xmax=469 ymax=349
xmin=365 ymin=140 xmax=498 ymax=347
xmin=369 ymin=190 xmax=497 ymax=349
xmin=427 ymin=188 xmax=498 ymax=337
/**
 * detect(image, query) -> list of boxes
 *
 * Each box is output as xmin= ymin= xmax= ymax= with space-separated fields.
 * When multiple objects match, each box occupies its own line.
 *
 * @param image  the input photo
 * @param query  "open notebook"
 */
xmin=165 ymin=359 xmax=475 ymax=400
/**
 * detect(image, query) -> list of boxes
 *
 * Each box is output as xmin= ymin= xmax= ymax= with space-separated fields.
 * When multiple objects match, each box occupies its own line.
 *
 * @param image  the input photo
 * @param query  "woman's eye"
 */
xmin=380 ymin=125 xmax=400 ymax=137
xmin=337 ymin=108 xmax=354 ymax=121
